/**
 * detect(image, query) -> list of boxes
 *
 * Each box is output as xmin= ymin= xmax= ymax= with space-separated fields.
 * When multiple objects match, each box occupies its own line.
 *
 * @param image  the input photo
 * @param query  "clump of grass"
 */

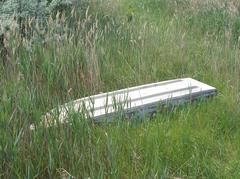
xmin=1 ymin=0 xmax=240 ymax=178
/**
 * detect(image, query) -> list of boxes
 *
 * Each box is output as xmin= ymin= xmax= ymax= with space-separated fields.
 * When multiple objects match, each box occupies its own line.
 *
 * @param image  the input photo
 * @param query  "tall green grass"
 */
xmin=1 ymin=0 xmax=240 ymax=178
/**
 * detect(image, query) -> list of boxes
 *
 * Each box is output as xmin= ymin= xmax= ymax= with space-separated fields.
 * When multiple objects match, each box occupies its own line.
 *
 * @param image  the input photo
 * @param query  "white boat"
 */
xmin=31 ymin=78 xmax=217 ymax=129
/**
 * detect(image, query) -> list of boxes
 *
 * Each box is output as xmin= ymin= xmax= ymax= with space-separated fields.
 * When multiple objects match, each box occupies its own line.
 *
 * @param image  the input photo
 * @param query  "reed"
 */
xmin=1 ymin=0 xmax=240 ymax=178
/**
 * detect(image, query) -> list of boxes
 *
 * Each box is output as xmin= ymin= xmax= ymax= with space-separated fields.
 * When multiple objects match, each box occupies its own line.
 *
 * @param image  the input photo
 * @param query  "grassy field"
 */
xmin=1 ymin=0 xmax=240 ymax=178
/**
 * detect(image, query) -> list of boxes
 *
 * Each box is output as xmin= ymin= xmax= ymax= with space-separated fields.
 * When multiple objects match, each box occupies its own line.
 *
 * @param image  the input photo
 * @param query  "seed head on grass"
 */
xmin=57 ymin=168 xmax=75 ymax=179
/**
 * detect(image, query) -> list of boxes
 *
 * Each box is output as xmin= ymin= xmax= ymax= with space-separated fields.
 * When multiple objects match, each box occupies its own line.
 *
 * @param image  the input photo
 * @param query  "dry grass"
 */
xmin=1 ymin=0 xmax=240 ymax=178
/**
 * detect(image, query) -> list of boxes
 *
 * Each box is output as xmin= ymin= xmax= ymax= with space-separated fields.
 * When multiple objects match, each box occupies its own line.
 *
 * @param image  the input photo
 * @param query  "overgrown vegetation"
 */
xmin=1 ymin=0 xmax=240 ymax=178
